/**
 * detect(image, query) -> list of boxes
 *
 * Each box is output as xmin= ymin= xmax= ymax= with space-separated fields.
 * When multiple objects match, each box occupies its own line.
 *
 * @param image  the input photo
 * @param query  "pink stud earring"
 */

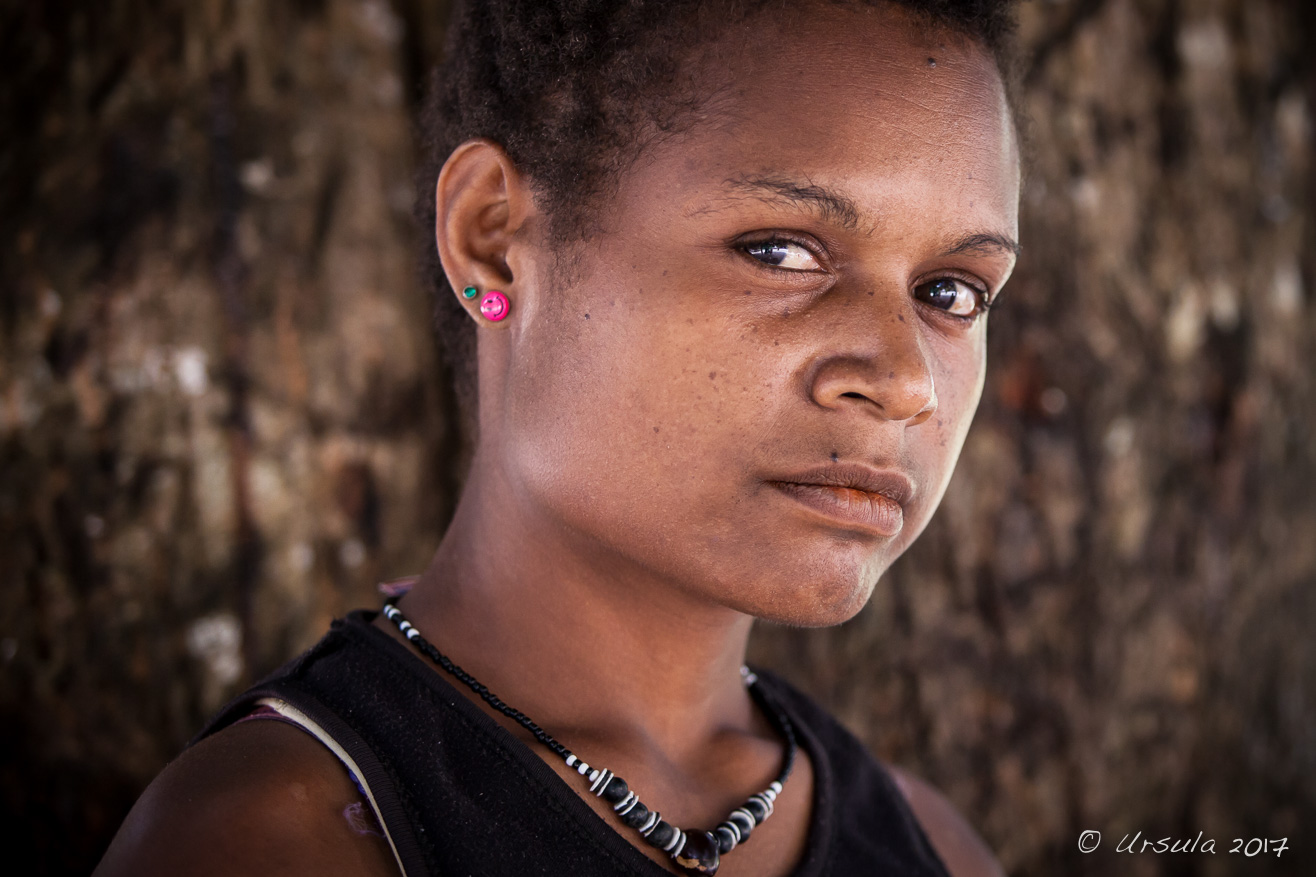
xmin=478 ymin=289 xmax=510 ymax=322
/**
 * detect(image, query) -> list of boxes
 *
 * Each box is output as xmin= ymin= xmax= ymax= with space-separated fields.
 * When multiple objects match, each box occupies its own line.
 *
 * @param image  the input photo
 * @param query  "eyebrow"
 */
xmin=717 ymin=174 xmax=1021 ymax=259
xmin=722 ymin=174 xmax=862 ymax=231
xmin=941 ymin=232 xmax=1021 ymax=259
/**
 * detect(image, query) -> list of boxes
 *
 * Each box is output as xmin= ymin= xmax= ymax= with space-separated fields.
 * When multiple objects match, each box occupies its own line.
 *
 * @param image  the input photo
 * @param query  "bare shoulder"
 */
xmin=94 ymin=718 xmax=398 ymax=877
xmin=888 ymin=765 xmax=1005 ymax=877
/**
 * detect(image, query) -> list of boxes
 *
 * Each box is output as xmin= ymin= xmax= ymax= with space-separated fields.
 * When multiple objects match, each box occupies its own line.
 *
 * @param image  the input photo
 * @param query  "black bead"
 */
xmin=646 ymin=821 xmax=676 ymax=849
xmin=714 ymin=826 xmax=737 ymax=854
xmin=728 ymin=810 xmax=754 ymax=842
xmin=620 ymin=801 xmax=650 ymax=830
xmin=742 ymin=797 xmax=767 ymax=824
xmin=673 ymin=830 xmax=720 ymax=875
xmin=602 ymin=776 xmax=629 ymax=804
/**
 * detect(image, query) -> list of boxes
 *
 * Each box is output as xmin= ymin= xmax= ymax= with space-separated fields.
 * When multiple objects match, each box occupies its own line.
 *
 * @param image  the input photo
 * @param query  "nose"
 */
xmin=808 ymin=312 xmax=938 ymax=426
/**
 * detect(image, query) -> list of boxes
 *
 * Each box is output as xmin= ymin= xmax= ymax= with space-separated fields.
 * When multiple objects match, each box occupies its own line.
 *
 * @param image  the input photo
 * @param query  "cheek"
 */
xmin=946 ymin=333 xmax=988 ymax=438
xmin=917 ymin=333 xmax=987 ymax=491
xmin=499 ymin=295 xmax=771 ymax=536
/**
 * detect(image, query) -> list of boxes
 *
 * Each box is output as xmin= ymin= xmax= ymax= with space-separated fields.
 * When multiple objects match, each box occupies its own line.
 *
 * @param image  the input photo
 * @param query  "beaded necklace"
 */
xmin=382 ymin=599 xmax=797 ymax=876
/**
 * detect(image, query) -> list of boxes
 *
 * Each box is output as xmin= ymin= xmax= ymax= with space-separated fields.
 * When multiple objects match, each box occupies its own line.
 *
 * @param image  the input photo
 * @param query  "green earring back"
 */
xmin=462 ymin=286 xmax=479 ymax=299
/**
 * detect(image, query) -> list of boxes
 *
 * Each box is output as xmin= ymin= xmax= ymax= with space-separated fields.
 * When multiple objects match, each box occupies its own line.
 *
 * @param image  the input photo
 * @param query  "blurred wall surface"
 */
xmin=2 ymin=1 xmax=1314 ymax=874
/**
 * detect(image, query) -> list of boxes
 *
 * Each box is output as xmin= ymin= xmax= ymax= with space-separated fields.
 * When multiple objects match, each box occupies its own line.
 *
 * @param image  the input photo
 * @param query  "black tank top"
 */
xmin=199 ymin=611 xmax=951 ymax=877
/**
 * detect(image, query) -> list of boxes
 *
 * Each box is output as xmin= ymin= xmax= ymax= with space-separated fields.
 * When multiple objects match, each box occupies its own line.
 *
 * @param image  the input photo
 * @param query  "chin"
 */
xmin=728 ymin=551 xmax=888 ymax=629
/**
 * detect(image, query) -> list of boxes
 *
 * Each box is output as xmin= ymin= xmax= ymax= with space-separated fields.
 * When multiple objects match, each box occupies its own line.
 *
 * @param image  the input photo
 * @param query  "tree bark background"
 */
xmin=2 ymin=1 xmax=1312 ymax=874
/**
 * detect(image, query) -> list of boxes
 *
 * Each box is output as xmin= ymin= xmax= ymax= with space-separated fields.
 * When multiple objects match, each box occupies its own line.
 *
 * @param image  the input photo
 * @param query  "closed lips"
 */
xmin=767 ymin=465 xmax=913 ymax=537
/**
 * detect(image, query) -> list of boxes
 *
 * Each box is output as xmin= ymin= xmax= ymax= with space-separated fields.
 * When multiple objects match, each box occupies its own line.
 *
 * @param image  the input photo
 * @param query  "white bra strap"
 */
xmin=255 ymin=696 xmax=408 ymax=876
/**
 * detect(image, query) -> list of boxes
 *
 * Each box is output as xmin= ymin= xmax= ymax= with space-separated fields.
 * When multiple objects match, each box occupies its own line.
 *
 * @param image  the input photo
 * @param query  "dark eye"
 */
xmin=741 ymin=239 xmax=821 ymax=271
xmin=914 ymin=277 xmax=987 ymax=317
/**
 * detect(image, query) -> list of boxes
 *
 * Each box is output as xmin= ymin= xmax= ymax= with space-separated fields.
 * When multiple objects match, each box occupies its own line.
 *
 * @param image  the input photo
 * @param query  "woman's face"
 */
xmin=490 ymin=5 xmax=1019 ymax=626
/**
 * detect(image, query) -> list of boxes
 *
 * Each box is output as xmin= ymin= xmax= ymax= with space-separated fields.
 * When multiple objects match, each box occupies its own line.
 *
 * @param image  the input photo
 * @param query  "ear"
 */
xmin=434 ymin=139 xmax=537 ymax=326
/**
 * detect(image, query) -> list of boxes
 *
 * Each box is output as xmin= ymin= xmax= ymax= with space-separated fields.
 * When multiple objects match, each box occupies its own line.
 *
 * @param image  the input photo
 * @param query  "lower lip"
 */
xmin=770 ymin=482 xmax=905 ymax=537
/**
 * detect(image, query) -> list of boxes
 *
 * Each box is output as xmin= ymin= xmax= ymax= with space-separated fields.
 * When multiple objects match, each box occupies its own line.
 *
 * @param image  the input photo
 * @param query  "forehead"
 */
xmin=625 ymin=4 xmax=1019 ymax=234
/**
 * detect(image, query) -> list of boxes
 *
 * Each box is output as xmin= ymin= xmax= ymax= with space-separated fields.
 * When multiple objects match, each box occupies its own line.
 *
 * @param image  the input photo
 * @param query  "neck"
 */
xmin=398 ymin=452 xmax=759 ymax=759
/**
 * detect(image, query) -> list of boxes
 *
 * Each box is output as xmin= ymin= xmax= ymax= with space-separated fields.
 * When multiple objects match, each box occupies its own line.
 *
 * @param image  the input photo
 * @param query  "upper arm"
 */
xmin=95 ymin=718 xmax=399 ymax=877
xmin=888 ymin=766 xmax=1005 ymax=877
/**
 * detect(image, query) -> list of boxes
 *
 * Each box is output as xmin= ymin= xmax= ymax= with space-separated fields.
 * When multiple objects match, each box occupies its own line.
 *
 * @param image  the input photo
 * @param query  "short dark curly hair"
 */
xmin=417 ymin=0 xmax=1021 ymax=416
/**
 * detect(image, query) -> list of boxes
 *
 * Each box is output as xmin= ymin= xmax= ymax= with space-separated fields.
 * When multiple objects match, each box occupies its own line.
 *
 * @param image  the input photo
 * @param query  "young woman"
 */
xmin=97 ymin=1 xmax=1021 ymax=874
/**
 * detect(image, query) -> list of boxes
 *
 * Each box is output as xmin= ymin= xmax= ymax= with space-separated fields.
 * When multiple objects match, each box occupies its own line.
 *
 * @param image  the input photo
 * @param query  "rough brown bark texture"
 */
xmin=2 ymin=1 xmax=1313 ymax=874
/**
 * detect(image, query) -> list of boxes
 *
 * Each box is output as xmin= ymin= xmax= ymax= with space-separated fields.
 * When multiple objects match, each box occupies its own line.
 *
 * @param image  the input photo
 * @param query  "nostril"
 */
xmin=810 ymin=352 xmax=936 ymax=424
